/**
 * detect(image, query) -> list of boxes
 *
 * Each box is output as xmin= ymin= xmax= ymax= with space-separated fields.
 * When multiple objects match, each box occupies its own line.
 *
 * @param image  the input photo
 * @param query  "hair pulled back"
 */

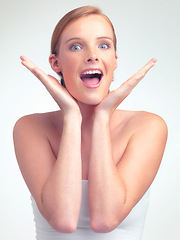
xmin=50 ymin=6 xmax=117 ymax=87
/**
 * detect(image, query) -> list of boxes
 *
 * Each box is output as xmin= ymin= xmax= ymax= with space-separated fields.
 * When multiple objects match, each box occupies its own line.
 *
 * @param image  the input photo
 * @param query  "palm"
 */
xmin=20 ymin=56 xmax=80 ymax=114
xmin=95 ymin=58 xmax=157 ymax=117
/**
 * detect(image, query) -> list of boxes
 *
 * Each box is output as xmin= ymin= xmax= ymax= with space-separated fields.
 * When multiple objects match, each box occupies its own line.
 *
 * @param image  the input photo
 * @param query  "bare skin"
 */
xmin=13 ymin=15 xmax=168 ymax=234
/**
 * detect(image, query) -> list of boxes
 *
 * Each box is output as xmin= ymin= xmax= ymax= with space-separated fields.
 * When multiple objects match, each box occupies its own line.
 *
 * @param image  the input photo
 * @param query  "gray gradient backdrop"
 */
xmin=1 ymin=0 xmax=180 ymax=239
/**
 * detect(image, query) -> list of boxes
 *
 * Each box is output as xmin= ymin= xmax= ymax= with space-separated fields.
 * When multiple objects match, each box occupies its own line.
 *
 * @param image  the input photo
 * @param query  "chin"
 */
xmin=78 ymin=99 xmax=101 ymax=106
xmin=77 ymin=94 xmax=106 ymax=106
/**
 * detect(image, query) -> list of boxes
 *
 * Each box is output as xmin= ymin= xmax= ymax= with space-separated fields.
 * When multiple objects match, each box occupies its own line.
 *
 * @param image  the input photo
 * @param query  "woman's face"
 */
xmin=52 ymin=14 xmax=117 ymax=105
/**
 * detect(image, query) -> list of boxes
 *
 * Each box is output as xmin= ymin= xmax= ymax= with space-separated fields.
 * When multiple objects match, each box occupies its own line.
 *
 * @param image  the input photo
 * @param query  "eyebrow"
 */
xmin=97 ymin=37 xmax=113 ymax=41
xmin=66 ymin=36 xmax=113 ymax=44
xmin=66 ymin=38 xmax=82 ymax=44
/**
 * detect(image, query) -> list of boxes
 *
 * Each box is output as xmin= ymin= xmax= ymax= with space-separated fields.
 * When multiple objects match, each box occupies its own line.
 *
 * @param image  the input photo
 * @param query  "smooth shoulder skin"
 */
xmin=87 ymin=109 xmax=167 ymax=232
xmin=13 ymin=109 xmax=167 ymax=231
xmin=113 ymin=110 xmax=167 ymax=206
xmin=13 ymin=111 xmax=63 ymax=200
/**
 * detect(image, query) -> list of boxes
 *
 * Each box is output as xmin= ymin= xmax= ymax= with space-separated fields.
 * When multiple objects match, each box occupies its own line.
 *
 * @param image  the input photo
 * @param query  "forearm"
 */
xmin=42 ymin=114 xmax=82 ymax=232
xmin=88 ymin=114 xmax=126 ymax=232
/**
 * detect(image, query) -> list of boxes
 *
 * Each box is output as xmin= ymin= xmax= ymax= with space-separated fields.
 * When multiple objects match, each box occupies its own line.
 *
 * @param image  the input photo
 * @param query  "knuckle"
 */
xmin=32 ymin=67 xmax=40 ymax=78
xmin=138 ymin=73 xmax=145 ymax=79
xmin=127 ymin=78 xmax=136 ymax=88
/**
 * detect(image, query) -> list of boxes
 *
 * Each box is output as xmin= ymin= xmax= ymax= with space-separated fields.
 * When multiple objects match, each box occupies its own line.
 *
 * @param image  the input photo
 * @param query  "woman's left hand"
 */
xmin=94 ymin=58 xmax=157 ymax=119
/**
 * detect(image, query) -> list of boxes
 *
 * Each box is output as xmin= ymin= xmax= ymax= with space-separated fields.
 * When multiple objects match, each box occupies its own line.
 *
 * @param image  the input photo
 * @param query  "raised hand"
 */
xmin=95 ymin=58 xmax=157 ymax=118
xmin=20 ymin=56 xmax=80 ymax=117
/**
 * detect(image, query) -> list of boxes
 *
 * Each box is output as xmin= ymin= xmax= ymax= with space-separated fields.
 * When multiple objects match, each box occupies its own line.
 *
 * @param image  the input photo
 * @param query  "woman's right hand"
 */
xmin=20 ymin=56 xmax=81 ymax=118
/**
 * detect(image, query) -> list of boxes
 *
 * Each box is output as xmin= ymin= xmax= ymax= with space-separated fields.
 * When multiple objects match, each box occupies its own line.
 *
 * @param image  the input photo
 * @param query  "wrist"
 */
xmin=94 ymin=111 xmax=110 ymax=124
xmin=63 ymin=111 xmax=82 ymax=125
xmin=93 ymin=113 xmax=110 ymax=130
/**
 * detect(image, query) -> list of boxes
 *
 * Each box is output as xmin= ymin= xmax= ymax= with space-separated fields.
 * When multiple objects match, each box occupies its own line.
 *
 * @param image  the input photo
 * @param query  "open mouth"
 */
xmin=80 ymin=70 xmax=103 ymax=88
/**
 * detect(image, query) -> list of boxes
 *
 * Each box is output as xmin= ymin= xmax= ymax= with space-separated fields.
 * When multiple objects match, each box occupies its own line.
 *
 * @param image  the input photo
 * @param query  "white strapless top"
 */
xmin=31 ymin=180 xmax=150 ymax=240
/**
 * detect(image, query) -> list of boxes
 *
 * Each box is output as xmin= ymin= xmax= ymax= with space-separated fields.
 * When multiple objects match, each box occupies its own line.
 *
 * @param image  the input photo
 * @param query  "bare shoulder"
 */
xmin=114 ymin=110 xmax=168 ymax=210
xmin=13 ymin=113 xmax=44 ymax=132
xmin=133 ymin=110 xmax=168 ymax=137
xmin=13 ymin=110 xmax=63 ymax=137
xmin=114 ymin=109 xmax=168 ymax=137
xmin=13 ymin=111 xmax=63 ymax=204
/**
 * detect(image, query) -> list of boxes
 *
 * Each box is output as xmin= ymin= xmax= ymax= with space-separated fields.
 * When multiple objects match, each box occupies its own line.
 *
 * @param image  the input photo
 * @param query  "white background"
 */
xmin=1 ymin=0 xmax=180 ymax=239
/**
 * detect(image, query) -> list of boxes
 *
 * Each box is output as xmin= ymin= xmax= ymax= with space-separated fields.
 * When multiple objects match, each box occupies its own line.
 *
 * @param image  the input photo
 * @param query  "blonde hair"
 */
xmin=51 ymin=6 xmax=117 ymax=56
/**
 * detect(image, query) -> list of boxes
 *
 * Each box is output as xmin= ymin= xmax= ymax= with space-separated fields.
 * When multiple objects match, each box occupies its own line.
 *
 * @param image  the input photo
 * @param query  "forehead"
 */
xmin=61 ymin=14 xmax=114 ymax=41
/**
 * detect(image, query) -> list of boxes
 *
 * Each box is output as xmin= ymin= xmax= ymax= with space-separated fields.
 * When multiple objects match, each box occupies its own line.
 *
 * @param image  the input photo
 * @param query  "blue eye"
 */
xmin=99 ymin=43 xmax=110 ymax=49
xmin=70 ymin=44 xmax=82 ymax=51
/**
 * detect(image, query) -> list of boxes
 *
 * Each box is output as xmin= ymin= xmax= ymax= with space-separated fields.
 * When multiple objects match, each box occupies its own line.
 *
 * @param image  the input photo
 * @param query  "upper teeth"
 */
xmin=82 ymin=70 xmax=102 ymax=75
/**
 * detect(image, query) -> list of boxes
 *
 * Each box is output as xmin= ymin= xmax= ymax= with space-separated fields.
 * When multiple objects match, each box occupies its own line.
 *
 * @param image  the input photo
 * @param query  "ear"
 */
xmin=114 ymin=54 xmax=118 ymax=70
xmin=49 ymin=54 xmax=62 ymax=73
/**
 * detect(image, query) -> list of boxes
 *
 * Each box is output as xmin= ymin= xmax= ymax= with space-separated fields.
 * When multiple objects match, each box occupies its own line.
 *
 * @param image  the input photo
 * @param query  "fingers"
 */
xmin=136 ymin=57 xmax=157 ymax=78
xmin=20 ymin=56 xmax=49 ymax=82
xmin=128 ymin=58 xmax=157 ymax=87
xmin=118 ymin=58 xmax=157 ymax=96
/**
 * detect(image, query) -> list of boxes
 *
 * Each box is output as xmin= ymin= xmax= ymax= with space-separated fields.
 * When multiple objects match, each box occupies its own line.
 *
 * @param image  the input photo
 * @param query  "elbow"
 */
xmin=40 ymin=199 xmax=79 ymax=233
xmin=90 ymin=216 xmax=120 ymax=233
xmin=48 ymin=215 xmax=78 ymax=233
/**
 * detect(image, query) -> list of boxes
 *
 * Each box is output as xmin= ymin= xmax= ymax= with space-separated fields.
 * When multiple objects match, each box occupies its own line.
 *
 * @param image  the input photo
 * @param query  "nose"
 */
xmin=87 ymin=58 xmax=99 ymax=63
xmin=85 ymin=50 xmax=99 ymax=63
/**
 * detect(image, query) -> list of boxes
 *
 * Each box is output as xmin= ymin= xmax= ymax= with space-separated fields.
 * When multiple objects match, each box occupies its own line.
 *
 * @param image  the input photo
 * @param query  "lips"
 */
xmin=80 ymin=69 xmax=103 ymax=88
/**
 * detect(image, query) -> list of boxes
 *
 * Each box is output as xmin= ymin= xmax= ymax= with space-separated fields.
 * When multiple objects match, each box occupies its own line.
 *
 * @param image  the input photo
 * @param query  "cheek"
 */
xmin=59 ymin=51 xmax=78 ymax=72
xmin=104 ymin=53 xmax=117 ymax=69
xmin=60 ymin=62 xmax=77 ymax=83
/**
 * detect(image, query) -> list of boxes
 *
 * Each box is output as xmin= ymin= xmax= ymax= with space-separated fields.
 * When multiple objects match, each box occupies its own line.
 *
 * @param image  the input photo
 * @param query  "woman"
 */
xmin=13 ymin=6 xmax=167 ymax=240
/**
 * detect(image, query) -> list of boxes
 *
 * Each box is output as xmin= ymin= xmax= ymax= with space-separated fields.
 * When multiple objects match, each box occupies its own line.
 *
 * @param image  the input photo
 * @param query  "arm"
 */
xmin=88 ymin=114 xmax=126 ymax=232
xmin=13 ymin=56 xmax=82 ymax=233
xmin=88 ymin=112 xmax=167 ymax=233
xmin=41 ymin=114 xmax=82 ymax=232
xmin=88 ymin=58 xmax=168 ymax=232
